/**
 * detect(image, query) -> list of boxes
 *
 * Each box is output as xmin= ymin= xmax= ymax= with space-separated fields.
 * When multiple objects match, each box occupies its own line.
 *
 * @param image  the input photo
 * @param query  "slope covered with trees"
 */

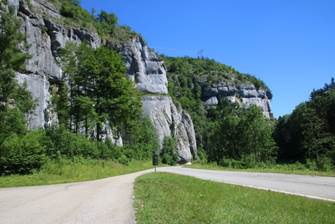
xmin=274 ymin=79 xmax=335 ymax=170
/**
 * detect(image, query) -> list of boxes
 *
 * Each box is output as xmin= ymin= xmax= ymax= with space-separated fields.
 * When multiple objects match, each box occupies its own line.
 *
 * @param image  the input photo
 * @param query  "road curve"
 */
xmin=0 ymin=169 xmax=153 ymax=224
xmin=1 ymin=167 xmax=335 ymax=224
xmin=159 ymin=167 xmax=335 ymax=202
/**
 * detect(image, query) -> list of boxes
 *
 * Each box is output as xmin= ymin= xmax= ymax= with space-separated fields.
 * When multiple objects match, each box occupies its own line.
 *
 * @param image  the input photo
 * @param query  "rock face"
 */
xmin=115 ymin=37 xmax=197 ymax=162
xmin=142 ymin=96 xmax=197 ymax=162
xmin=201 ymin=81 xmax=273 ymax=118
xmin=14 ymin=0 xmax=101 ymax=129
xmin=110 ymin=36 xmax=168 ymax=94
xmin=11 ymin=0 xmax=197 ymax=161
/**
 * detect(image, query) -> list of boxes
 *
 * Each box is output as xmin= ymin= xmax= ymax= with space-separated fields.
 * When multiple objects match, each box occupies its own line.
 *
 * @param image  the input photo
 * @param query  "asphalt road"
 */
xmin=0 ymin=167 xmax=334 ymax=224
xmin=160 ymin=167 xmax=335 ymax=202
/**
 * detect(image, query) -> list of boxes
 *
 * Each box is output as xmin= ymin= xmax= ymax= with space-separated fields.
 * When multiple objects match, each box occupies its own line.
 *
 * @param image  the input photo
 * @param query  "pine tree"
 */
xmin=0 ymin=3 xmax=30 ymax=106
xmin=0 ymin=2 xmax=33 ymax=144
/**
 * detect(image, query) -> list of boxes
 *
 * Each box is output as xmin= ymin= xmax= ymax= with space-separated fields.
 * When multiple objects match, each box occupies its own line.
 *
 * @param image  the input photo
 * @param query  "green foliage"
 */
xmin=49 ymin=0 xmax=136 ymax=42
xmin=60 ymin=43 xmax=142 ymax=140
xmin=50 ymin=80 xmax=70 ymax=128
xmin=0 ymin=108 xmax=27 ymax=144
xmin=0 ymin=4 xmax=37 ymax=175
xmin=164 ymin=56 xmax=272 ymax=157
xmin=117 ymin=154 xmax=130 ymax=166
xmin=207 ymin=101 xmax=277 ymax=166
xmin=161 ymin=137 xmax=178 ymax=165
xmin=123 ymin=117 xmax=159 ymax=160
xmin=0 ymin=131 xmax=46 ymax=175
xmin=43 ymin=126 xmax=100 ymax=159
xmin=0 ymin=159 xmax=153 ymax=187
xmin=274 ymin=79 xmax=335 ymax=169
xmin=96 ymin=10 xmax=117 ymax=36
xmin=0 ymin=4 xmax=33 ymax=112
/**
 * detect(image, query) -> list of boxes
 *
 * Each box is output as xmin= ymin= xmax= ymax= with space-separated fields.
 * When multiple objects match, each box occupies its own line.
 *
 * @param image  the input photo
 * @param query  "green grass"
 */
xmin=188 ymin=162 xmax=335 ymax=177
xmin=134 ymin=173 xmax=335 ymax=224
xmin=0 ymin=159 xmax=153 ymax=188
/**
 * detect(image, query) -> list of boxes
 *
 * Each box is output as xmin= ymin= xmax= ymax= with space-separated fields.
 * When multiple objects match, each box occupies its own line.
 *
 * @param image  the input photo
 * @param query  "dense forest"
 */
xmin=0 ymin=0 xmax=334 ymax=177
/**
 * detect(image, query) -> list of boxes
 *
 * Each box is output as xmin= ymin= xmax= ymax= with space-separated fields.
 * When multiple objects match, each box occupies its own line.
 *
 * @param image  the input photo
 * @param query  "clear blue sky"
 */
xmin=81 ymin=0 xmax=335 ymax=117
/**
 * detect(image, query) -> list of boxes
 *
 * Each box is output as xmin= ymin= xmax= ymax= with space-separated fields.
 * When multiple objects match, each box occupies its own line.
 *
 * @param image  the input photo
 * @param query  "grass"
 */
xmin=187 ymin=162 xmax=335 ymax=177
xmin=134 ymin=173 xmax=335 ymax=224
xmin=0 ymin=159 xmax=153 ymax=188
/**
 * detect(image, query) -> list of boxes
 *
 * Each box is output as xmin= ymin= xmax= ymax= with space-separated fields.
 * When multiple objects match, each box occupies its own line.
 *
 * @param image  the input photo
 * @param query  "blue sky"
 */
xmin=81 ymin=0 xmax=335 ymax=117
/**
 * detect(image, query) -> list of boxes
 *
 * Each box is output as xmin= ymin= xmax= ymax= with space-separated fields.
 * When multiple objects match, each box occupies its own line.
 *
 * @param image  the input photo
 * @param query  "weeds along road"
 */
xmin=0 ymin=167 xmax=334 ymax=224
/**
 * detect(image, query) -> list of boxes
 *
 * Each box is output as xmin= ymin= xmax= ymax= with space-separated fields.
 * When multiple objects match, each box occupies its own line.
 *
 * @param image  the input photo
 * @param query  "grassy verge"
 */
xmin=187 ymin=162 xmax=335 ymax=177
xmin=134 ymin=173 xmax=335 ymax=224
xmin=0 ymin=159 xmax=152 ymax=188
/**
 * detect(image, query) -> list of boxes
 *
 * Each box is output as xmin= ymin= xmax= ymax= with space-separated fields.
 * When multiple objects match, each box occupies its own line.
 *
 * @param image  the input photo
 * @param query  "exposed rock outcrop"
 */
xmin=10 ymin=0 xmax=197 ymax=161
xmin=110 ymin=36 xmax=168 ymax=94
xmin=142 ymin=96 xmax=197 ymax=162
xmin=15 ymin=0 xmax=101 ymax=128
xmin=115 ymin=37 xmax=197 ymax=162
xmin=201 ymin=81 xmax=273 ymax=118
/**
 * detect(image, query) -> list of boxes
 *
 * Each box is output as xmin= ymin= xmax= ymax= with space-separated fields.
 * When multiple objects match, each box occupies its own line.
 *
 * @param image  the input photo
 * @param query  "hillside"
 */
xmin=2 ymin=0 xmax=274 ymax=164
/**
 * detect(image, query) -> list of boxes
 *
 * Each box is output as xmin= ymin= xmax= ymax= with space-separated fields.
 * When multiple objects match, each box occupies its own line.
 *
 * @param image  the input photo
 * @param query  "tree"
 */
xmin=61 ymin=43 xmax=142 ymax=141
xmin=0 ymin=3 xmax=33 ymax=144
xmin=274 ymin=79 xmax=335 ymax=168
xmin=208 ymin=101 xmax=277 ymax=166
xmin=161 ymin=137 xmax=178 ymax=165
xmin=96 ymin=11 xmax=118 ymax=36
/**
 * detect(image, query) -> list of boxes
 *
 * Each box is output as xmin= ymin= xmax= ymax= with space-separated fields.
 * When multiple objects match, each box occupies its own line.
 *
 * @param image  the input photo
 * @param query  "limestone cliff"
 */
xmin=9 ymin=0 xmax=197 ymax=162
xmin=201 ymin=82 xmax=272 ymax=118
xmin=111 ymin=36 xmax=198 ymax=161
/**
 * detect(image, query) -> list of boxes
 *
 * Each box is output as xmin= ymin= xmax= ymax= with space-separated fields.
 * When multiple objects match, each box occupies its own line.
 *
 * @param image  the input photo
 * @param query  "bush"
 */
xmin=123 ymin=117 xmax=159 ymax=160
xmin=44 ymin=126 xmax=99 ymax=159
xmin=317 ymin=156 xmax=334 ymax=171
xmin=118 ymin=154 xmax=130 ymax=166
xmin=0 ymin=131 xmax=46 ymax=175
xmin=161 ymin=137 xmax=178 ymax=165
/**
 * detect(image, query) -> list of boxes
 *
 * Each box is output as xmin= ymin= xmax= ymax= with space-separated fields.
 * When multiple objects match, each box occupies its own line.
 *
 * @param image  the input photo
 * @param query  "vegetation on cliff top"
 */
xmin=47 ymin=0 xmax=137 ymax=42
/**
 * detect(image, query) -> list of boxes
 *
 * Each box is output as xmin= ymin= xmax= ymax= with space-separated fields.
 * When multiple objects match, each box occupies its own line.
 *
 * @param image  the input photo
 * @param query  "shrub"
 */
xmin=118 ymin=154 xmax=130 ymax=166
xmin=161 ymin=137 xmax=178 ymax=165
xmin=0 ymin=131 xmax=46 ymax=175
xmin=317 ymin=156 xmax=334 ymax=171
xmin=44 ymin=126 xmax=99 ymax=159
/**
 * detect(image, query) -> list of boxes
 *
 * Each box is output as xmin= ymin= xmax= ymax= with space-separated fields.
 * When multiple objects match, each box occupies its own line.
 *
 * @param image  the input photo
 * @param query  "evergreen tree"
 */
xmin=61 ymin=43 xmax=142 ymax=141
xmin=0 ymin=3 xmax=33 ymax=143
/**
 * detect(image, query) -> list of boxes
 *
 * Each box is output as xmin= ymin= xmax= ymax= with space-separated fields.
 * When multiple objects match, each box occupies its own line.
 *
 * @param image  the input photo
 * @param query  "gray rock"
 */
xmin=15 ymin=0 xmax=102 ymax=130
xmin=111 ymin=36 xmax=168 ymax=94
xmin=7 ymin=0 xmax=19 ymax=14
xmin=202 ymin=81 xmax=273 ymax=118
xmin=142 ymin=96 xmax=197 ymax=162
xmin=16 ymin=73 xmax=57 ymax=129
xmin=204 ymin=96 xmax=218 ymax=106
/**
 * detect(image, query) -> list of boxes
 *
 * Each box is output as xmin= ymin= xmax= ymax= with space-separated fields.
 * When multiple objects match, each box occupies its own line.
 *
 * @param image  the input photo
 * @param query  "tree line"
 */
xmin=164 ymin=56 xmax=334 ymax=171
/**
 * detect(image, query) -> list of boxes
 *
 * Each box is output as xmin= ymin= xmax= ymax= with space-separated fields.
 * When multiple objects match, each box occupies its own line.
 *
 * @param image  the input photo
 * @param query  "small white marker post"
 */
xmin=153 ymin=154 xmax=158 ymax=173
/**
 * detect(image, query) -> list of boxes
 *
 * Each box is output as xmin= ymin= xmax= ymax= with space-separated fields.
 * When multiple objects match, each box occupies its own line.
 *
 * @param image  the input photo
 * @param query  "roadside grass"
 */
xmin=0 ymin=159 xmax=153 ymax=188
xmin=187 ymin=162 xmax=335 ymax=177
xmin=134 ymin=173 xmax=335 ymax=224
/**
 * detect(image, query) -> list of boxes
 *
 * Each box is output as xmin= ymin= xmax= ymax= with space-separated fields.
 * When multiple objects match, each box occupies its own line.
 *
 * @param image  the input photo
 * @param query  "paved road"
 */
xmin=160 ymin=167 xmax=335 ymax=202
xmin=0 ymin=169 xmax=153 ymax=224
xmin=1 ymin=167 xmax=334 ymax=224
